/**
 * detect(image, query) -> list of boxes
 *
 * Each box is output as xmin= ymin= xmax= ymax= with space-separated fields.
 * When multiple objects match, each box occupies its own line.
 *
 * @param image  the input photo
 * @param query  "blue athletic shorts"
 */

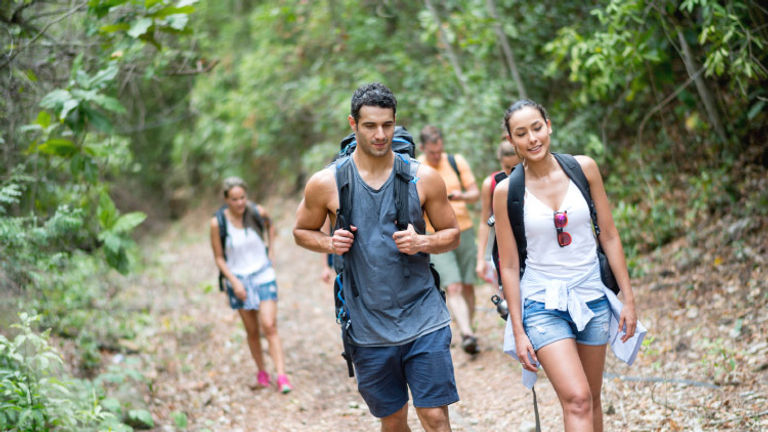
xmin=523 ymin=296 xmax=611 ymax=351
xmin=350 ymin=325 xmax=459 ymax=418
xmin=225 ymin=275 xmax=278 ymax=310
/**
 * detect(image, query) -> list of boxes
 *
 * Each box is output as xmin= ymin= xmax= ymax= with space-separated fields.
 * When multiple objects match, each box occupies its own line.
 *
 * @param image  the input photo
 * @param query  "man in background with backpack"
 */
xmin=293 ymin=83 xmax=460 ymax=432
xmin=418 ymin=126 xmax=482 ymax=354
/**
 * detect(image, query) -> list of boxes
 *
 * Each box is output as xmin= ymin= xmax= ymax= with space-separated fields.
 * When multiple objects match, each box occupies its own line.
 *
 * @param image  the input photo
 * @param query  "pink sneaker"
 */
xmin=257 ymin=370 xmax=271 ymax=388
xmin=277 ymin=374 xmax=293 ymax=394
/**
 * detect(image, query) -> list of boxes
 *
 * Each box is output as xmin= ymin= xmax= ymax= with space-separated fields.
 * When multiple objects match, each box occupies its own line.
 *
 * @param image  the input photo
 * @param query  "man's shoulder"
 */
xmin=454 ymin=153 xmax=473 ymax=170
xmin=305 ymin=164 xmax=338 ymax=193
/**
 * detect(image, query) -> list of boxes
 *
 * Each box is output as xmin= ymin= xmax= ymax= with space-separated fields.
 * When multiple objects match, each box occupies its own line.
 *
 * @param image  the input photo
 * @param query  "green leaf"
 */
xmin=152 ymin=5 xmax=195 ymax=19
xmin=83 ymin=106 xmax=114 ymax=134
xmin=747 ymin=100 xmax=765 ymax=120
xmin=171 ymin=411 xmax=188 ymax=429
xmin=98 ymin=191 xmax=119 ymax=229
xmin=87 ymin=65 xmax=120 ymax=89
xmin=36 ymin=111 xmax=51 ymax=129
xmin=100 ymin=232 xmax=123 ymax=255
xmin=99 ymin=23 xmax=131 ymax=34
xmin=39 ymin=90 xmax=73 ymax=109
xmin=91 ymin=94 xmax=126 ymax=114
xmin=112 ymin=212 xmax=147 ymax=234
xmin=60 ymin=99 xmax=80 ymax=120
xmin=126 ymin=409 xmax=154 ymax=428
xmin=164 ymin=13 xmax=189 ymax=31
xmin=25 ymin=69 xmax=38 ymax=82
xmin=37 ymin=139 xmax=77 ymax=157
xmin=100 ymin=397 xmax=122 ymax=414
xmin=128 ymin=18 xmax=154 ymax=38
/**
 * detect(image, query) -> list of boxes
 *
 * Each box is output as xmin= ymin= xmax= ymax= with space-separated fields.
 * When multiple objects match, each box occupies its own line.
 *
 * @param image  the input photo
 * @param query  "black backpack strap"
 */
xmin=393 ymin=153 xmax=413 ymax=230
xmin=447 ymin=153 xmax=463 ymax=190
xmin=334 ymin=157 xmax=359 ymax=297
xmin=490 ymin=170 xmax=510 ymax=284
xmin=552 ymin=153 xmax=599 ymax=235
xmin=393 ymin=154 xmax=414 ymax=278
xmin=215 ymin=206 xmax=228 ymax=291
xmin=506 ymin=162 xmax=527 ymax=277
xmin=246 ymin=202 xmax=266 ymax=238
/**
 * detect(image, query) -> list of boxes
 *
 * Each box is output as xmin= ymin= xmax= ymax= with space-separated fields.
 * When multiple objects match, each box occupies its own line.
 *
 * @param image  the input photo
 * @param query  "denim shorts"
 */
xmin=523 ymin=296 xmax=610 ymax=351
xmin=225 ymin=275 xmax=278 ymax=310
xmin=349 ymin=325 xmax=459 ymax=418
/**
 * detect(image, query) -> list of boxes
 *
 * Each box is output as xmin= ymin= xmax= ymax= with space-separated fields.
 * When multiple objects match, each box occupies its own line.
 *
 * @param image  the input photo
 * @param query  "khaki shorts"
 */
xmin=430 ymin=227 xmax=477 ymax=287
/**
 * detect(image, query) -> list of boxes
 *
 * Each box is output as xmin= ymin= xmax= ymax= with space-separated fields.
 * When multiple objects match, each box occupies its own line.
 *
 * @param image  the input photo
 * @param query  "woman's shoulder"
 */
xmin=572 ymin=155 xmax=600 ymax=180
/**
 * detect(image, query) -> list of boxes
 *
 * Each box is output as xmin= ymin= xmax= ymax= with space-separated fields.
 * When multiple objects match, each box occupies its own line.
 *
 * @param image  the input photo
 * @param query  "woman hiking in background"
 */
xmin=210 ymin=177 xmax=292 ymax=394
xmin=475 ymin=138 xmax=520 ymax=286
xmin=494 ymin=100 xmax=640 ymax=431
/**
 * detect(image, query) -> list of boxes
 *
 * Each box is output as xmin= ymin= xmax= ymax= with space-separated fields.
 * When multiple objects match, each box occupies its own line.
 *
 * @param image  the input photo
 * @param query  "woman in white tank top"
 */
xmin=210 ymin=177 xmax=292 ymax=393
xmin=494 ymin=100 xmax=639 ymax=431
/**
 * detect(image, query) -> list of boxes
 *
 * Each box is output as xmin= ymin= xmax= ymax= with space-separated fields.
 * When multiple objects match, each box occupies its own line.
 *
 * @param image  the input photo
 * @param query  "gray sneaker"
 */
xmin=461 ymin=335 xmax=479 ymax=354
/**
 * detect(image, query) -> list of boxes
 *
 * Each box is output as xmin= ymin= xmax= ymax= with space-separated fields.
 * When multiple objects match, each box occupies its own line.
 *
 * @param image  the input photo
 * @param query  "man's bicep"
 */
xmin=295 ymin=172 xmax=334 ymax=230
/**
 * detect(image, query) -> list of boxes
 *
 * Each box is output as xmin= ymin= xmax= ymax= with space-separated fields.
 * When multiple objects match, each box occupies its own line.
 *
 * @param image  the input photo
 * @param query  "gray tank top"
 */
xmin=339 ymin=156 xmax=451 ymax=346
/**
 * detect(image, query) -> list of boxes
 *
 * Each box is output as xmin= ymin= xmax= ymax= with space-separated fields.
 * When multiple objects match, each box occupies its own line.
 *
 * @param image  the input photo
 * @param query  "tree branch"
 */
xmin=423 ymin=0 xmax=469 ymax=96
xmin=0 ymin=2 xmax=87 ymax=71
xmin=636 ymin=66 xmax=704 ymax=146
xmin=485 ymin=0 xmax=527 ymax=98
xmin=166 ymin=59 xmax=219 ymax=76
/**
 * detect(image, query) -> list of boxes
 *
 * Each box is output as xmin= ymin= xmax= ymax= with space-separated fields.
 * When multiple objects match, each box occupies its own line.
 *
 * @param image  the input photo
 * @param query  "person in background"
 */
xmin=418 ymin=125 xmax=481 ymax=354
xmin=210 ymin=177 xmax=293 ymax=393
xmin=476 ymin=138 xmax=520 ymax=286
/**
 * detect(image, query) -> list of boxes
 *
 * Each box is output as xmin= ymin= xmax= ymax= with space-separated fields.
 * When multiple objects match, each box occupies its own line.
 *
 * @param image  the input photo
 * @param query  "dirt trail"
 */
xmin=131 ymin=199 xmax=767 ymax=431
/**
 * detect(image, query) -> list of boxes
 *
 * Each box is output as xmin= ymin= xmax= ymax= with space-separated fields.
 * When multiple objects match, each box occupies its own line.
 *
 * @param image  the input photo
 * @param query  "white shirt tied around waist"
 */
xmin=503 ymin=261 xmax=648 ymax=389
xmin=522 ymin=261 xmax=607 ymax=332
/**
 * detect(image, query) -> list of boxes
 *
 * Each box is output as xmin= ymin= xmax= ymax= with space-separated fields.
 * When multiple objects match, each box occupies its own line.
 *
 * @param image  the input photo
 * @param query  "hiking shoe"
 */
xmin=257 ymin=370 xmax=271 ymax=388
xmin=277 ymin=374 xmax=293 ymax=394
xmin=461 ymin=335 xmax=479 ymax=354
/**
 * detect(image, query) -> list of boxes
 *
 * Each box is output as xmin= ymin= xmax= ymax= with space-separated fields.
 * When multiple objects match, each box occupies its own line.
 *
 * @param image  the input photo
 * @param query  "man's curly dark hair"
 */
xmin=350 ymin=82 xmax=397 ymax=123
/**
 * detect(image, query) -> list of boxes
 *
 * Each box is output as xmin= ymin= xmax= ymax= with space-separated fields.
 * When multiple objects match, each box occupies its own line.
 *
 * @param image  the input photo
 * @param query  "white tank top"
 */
xmin=521 ymin=180 xmax=604 ymax=302
xmin=224 ymin=219 xmax=275 ymax=284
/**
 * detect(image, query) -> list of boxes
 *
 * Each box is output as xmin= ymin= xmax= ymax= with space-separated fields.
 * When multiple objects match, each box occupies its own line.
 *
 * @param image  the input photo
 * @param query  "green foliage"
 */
xmin=0 ymin=313 xmax=131 ymax=431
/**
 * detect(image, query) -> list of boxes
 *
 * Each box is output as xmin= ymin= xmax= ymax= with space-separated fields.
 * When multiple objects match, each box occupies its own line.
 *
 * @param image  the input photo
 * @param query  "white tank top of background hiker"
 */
xmin=521 ymin=180 xmax=604 ymax=302
xmin=224 ymin=220 xmax=275 ymax=284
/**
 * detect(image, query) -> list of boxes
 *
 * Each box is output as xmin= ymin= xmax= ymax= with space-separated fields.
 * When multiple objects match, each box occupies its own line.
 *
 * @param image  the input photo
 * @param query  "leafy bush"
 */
xmin=0 ymin=313 xmax=131 ymax=431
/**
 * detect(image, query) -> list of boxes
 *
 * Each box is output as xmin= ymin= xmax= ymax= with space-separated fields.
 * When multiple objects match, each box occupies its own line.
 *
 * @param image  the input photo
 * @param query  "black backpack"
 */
xmin=331 ymin=126 xmax=442 ymax=377
xmin=498 ymin=153 xmax=619 ymax=294
xmin=214 ymin=203 xmax=267 ymax=292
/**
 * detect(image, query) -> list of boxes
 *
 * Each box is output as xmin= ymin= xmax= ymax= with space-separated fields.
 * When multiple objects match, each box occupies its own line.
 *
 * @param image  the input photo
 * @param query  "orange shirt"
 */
xmin=417 ymin=153 xmax=476 ymax=232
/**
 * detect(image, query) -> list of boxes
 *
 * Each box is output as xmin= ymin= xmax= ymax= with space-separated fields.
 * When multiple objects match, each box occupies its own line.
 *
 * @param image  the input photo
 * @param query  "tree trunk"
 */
xmin=676 ymin=29 xmax=728 ymax=145
xmin=423 ymin=0 xmax=470 ymax=96
xmin=485 ymin=0 xmax=527 ymax=99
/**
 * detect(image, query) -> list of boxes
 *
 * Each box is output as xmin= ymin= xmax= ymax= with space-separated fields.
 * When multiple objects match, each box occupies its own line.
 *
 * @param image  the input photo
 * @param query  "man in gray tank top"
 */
xmin=294 ymin=83 xmax=460 ymax=432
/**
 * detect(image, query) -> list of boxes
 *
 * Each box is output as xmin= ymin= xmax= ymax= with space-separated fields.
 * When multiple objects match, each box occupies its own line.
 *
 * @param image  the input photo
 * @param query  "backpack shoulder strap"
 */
xmin=447 ymin=153 xmax=463 ymax=190
xmin=215 ymin=205 xmax=228 ymax=291
xmin=552 ymin=153 xmax=600 ymax=236
xmin=334 ymin=156 xmax=355 ymax=232
xmin=506 ymin=163 xmax=526 ymax=276
xmin=393 ymin=153 xmax=414 ymax=231
xmin=490 ymin=170 xmax=508 ymax=211
xmin=247 ymin=202 xmax=266 ymax=237
xmin=215 ymin=205 xmax=228 ymax=257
